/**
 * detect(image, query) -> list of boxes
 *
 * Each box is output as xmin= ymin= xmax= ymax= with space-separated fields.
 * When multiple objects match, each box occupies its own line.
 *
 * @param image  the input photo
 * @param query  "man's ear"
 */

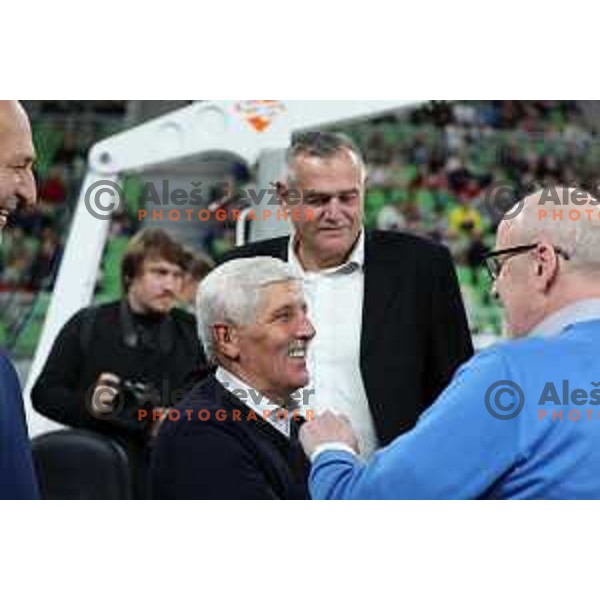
xmin=535 ymin=243 xmax=559 ymax=291
xmin=276 ymin=180 xmax=289 ymax=209
xmin=213 ymin=323 xmax=240 ymax=361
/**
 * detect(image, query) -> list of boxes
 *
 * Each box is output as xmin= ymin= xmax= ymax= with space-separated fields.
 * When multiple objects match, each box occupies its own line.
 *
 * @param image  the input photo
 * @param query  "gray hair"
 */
xmin=513 ymin=186 xmax=600 ymax=275
xmin=196 ymin=257 xmax=298 ymax=362
xmin=285 ymin=130 xmax=365 ymax=184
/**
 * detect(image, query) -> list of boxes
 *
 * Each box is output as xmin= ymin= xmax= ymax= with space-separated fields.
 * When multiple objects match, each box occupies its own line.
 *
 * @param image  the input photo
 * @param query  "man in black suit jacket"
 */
xmin=222 ymin=131 xmax=473 ymax=451
xmin=151 ymin=257 xmax=318 ymax=499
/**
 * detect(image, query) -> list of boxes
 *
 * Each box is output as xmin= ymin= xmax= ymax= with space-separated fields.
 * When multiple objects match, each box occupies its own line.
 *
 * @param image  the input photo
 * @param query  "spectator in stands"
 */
xmin=376 ymin=201 xmax=406 ymax=232
xmin=465 ymin=229 xmax=489 ymax=287
xmin=179 ymin=248 xmax=214 ymax=312
xmin=38 ymin=166 xmax=66 ymax=205
xmin=151 ymin=257 xmax=315 ymax=499
xmin=2 ymin=253 xmax=31 ymax=287
xmin=27 ymin=226 xmax=61 ymax=290
xmin=448 ymin=194 xmax=483 ymax=239
xmin=0 ymin=100 xmax=39 ymax=499
xmin=0 ymin=226 xmax=34 ymax=287
xmin=32 ymin=228 xmax=205 ymax=498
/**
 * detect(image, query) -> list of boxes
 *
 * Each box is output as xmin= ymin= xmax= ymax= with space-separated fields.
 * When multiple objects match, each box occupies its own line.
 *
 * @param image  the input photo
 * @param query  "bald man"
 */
xmin=0 ymin=100 xmax=39 ymax=499
xmin=301 ymin=187 xmax=600 ymax=499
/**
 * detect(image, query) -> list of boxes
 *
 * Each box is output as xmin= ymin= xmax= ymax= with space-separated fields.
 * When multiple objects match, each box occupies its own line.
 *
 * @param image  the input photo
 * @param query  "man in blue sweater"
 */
xmin=300 ymin=187 xmax=600 ymax=499
xmin=0 ymin=101 xmax=39 ymax=499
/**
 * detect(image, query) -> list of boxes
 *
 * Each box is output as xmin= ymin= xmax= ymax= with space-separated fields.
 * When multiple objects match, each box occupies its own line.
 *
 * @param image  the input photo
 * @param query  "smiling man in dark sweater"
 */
xmin=151 ymin=257 xmax=316 ymax=499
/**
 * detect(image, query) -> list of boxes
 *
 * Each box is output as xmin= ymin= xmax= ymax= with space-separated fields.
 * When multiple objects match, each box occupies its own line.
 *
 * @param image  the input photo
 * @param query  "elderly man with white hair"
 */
xmin=301 ymin=187 xmax=600 ymax=499
xmin=151 ymin=256 xmax=315 ymax=499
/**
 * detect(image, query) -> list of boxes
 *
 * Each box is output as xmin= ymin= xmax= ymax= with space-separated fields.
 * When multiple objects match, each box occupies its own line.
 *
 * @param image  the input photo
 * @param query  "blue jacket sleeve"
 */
xmin=309 ymin=348 xmax=524 ymax=499
xmin=0 ymin=353 xmax=39 ymax=499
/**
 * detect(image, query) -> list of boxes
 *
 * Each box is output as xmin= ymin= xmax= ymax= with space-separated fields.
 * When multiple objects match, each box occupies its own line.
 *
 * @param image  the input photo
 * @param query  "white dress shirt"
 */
xmin=288 ymin=230 xmax=379 ymax=458
xmin=215 ymin=367 xmax=293 ymax=438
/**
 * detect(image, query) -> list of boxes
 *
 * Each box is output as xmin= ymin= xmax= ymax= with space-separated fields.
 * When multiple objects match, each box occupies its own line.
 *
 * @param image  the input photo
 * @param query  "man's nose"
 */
xmin=160 ymin=273 xmax=179 ymax=293
xmin=323 ymin=196 xmax=343 ymax=221
xmin=298 ymin=315 xmax=316 ymax=341
xmin=17 ymin=170 xmax=36 ymax=208
xmin=165 ymin=277 xmax=180 ymax=293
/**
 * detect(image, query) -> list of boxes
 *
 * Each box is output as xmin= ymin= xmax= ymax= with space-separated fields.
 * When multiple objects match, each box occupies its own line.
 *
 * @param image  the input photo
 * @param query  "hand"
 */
xmin=148 ymin=409 xmax=170 ymax=439
xmin=299 ymin=410 xmax=360 ymax=458
xmin=91 ymin=372 xmax=121 ymax=416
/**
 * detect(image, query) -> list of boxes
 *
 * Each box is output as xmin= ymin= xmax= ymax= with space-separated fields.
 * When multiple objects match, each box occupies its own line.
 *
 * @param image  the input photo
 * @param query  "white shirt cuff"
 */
xmin=310 ymin=442 xmax=359 ymax=463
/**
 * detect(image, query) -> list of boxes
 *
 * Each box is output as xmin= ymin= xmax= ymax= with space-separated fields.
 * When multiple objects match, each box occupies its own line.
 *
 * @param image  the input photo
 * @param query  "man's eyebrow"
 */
xmin=305 ymin=188 xmax=359 ymax=198
xmin=269 ymin=301 xmax=302 ymax=315
xmin=272 ymin=303 xmax=294 ymax=313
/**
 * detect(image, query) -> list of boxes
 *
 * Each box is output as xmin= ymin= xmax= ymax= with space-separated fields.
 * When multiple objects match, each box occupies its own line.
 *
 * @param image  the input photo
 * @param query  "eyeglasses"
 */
xmin=482 ymin=244 xmax=571 ymax=281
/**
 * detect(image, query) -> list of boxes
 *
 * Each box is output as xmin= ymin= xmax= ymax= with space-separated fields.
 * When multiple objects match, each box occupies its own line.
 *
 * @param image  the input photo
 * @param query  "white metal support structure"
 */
xmin=24 ymin=100 xmax=418 ymax=436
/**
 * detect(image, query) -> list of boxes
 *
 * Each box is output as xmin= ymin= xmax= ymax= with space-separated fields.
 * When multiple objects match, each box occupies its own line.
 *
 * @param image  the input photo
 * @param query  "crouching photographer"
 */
xmin=32 ymin=229 xmax=206 ymax=498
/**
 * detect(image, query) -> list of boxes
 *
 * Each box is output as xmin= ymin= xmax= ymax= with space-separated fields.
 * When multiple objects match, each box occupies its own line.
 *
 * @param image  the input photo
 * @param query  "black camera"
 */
xmin=120 ymin=380 xmax=162 ymax=409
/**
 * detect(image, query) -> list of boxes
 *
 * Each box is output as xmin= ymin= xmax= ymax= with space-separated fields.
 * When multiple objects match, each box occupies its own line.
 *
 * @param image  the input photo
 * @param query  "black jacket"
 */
xmin=222 ymin=230 xmax=474 ymax=444
xmin=150 ymin=375 xmax=309 ymax=499
xmin=31 ymin=300 xmax=203 ymax=442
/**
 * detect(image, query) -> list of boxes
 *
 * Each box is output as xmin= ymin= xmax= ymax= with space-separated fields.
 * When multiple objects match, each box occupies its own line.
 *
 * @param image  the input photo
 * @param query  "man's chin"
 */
xmin=296 ymin=376 xmax=309 ymax=389
xmin=150 ymin=300 xmax=175 ymax=314
xmin=315 ymin=238 xmax=353 ymax=259
xmin=295 ymin=373 xmax=310 ymax=391
xmin=284 ymin=369 xmax=309 ymax=392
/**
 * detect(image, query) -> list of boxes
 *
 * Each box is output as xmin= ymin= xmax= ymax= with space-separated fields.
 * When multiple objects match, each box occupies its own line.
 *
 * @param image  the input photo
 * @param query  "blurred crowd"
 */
xmin=341 ymin=101 xmax=599 ymax=334
xmin=354 ymin=101 xmax=595 ymax=247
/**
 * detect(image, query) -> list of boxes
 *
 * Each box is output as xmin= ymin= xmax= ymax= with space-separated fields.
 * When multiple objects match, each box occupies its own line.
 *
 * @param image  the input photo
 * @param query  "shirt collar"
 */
xmin=215 ymin=366 xmax=291 ymax=437
xmin=529 ymin=299 xmax=600 ymax=338
xmin=287 ymin=229 xmax=365 ymax=277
